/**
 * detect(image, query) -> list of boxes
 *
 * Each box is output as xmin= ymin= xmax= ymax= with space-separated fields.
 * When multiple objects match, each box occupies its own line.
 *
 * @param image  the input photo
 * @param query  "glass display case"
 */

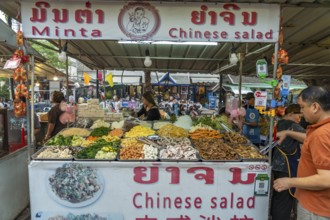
xmin=0 ymin=109 xmax=9 ymax=157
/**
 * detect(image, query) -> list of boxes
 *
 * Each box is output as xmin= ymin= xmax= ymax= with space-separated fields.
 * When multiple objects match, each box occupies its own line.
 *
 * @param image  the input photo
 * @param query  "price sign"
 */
xmin=254 ymin=91 xmax=267 ymax=109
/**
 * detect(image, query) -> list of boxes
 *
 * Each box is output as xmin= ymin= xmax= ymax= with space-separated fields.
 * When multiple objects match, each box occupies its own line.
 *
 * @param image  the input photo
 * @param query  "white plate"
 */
xmin=34 ymin=212 xmax=123 ymax=220
xmin=147 ymin=135 xmax=159 ymax=140
xmin=47 ymin=164 xmax=104 ymax=208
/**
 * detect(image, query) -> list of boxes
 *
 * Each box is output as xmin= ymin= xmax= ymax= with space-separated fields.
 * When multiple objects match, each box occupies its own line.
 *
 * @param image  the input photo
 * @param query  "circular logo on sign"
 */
xmin=249 ymin=112 xmax=256 ymax=120
xmin=118 ymin=2 xmax=160 ymax=40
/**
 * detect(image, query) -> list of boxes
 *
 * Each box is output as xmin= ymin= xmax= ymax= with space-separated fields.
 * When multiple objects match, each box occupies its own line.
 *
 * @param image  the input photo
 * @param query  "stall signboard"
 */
xmin=49 ymin=81 xmax=60 ymax=94
xmin=29 ymin=161 xmax=270 ymax=220
xmin=121 ymin=101 xmax=129 ymax=108
xmin=21 ymin=1 xmax=280 ymax=43
xmin=209 ymin=96 xmax=216 ymax=109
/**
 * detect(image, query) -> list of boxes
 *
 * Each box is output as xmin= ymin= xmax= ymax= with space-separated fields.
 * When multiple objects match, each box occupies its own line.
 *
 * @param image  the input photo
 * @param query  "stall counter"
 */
xmin=29 ymin=160 xmax=270 ymax=220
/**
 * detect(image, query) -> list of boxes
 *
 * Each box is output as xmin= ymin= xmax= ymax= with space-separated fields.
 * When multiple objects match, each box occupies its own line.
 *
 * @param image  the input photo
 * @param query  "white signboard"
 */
xmin=49 ymin=81 xmax=60 ymax=94
xmin=3 ymin=58 xmax=21 ymax=69
xmin=254 ymin=90 xmax=268 ymax=109
xmin=21 ymin=1 xmax=280 ymax=42
xmin=29 ymin=161 xmax=270 ymax=220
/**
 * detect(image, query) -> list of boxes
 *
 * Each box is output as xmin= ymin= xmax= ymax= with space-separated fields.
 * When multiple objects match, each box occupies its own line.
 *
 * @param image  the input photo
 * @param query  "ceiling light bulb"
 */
xmin=35 ymin=82 xmax=40 ymax=86
xmin=144 ymin=56 xmax=152 ymax=67
xmin=58 ymin=51 xmax=67 ymax=62
xmin=229 ymin=53 xmax=238 ymax=65
xmin=53 ymin=76 xmax=58 ymax=81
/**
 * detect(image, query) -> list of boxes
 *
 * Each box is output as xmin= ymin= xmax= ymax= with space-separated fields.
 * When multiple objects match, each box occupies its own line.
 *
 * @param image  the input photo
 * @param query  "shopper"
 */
xmin=242 ymin=92 xmax=261 ymax=146
xmin=271 ymin=104 xmax=305 ymax=220
xmin=137 ymin=91 xmax=161 ymax=121
xmin=44 ymin=91 xmax=66 ymax=140
xmin=273 ymin=86 xmax=330 ymax=219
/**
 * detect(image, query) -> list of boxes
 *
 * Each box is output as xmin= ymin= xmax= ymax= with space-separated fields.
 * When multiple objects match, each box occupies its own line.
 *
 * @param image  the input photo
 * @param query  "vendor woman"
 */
xmin=45 ymin=91 xmax=66 ymax=140
xmin=137 ymin=91 xmax=161 ymax=121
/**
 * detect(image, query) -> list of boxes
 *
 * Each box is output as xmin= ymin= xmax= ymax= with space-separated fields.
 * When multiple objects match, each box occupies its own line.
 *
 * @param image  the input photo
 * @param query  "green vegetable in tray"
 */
xmin=95 ymin=146 xmax=119 ymax=159
xmin=71 ymin=135 xmax=85 ymax=147
xmin=89 ymin=127 xmax=111 ymax=137
xmin=76 ymin=145 xmax=119 ymax=159
xmin=192 ymin=115 xmax=233 ymax=131
xmin=46 ymin=135 xmax=73 ymax=146
xmin=76 ymin=145 xmax=103 ymax=159
xmin=193 ymin=116 xmax=218 ymax=130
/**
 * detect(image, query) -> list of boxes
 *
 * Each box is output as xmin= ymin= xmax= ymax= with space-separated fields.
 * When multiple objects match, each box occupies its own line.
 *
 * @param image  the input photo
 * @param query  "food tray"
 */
xmin=222 ymin=132 xmax=251 ymax=145
xmin=152 ymin=120 xmax=172 ymax=130
xmin=31 ymin=146 xmax=81 ymax=161
xmin=230 ymin=144 xmax=268 ymax=162
xmin=159 ymin=148 xmax=201 ymax=162
xmin=200 ymin=157 xmax=242 ymax=162
xmin=74 ymin=151 xmax=119 ymax=161
xmin=117 ymin=146 xmax=159 ymax=161
xmin=58 ymin=128 xmax=92 ymax=137
xmin=191 ymin=139 xmax=241 ymax=162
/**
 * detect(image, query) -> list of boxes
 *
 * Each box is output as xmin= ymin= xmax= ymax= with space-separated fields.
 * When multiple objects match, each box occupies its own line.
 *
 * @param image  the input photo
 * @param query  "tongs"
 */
xmin=137 ymin=137 xmax=163 ymax=149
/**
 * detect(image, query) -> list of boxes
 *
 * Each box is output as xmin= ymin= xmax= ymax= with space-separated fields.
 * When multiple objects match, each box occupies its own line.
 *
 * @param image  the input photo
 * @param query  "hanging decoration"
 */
xmin=272 ymin=16 xmax=289 ymax=107
xmin=106 ymin=73 xmax=114 ymax=87
xmin=83 ymin=72 xmax=91 ymax=85
xmin=276 ymin=65 xmax=283 ymax=79
xmin=12 ymin=26 xmax=28 ymax=117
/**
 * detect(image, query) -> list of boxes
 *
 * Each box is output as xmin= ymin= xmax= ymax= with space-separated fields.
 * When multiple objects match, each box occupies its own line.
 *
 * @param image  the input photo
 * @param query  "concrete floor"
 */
xmin=14 ymin=207 xmax=30 ymax=220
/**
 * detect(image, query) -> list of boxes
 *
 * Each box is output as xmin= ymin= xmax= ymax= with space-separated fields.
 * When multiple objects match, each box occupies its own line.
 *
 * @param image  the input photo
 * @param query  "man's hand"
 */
xmin=276 ymin=130 xmax=288 ymax=144
xmin=273 ymin=177 xmax=292 ymax=192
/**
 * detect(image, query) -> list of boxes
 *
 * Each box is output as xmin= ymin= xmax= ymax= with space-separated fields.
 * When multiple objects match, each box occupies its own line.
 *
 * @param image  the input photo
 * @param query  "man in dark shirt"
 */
xmin=271 ymin=104 xmax=305 ymax=220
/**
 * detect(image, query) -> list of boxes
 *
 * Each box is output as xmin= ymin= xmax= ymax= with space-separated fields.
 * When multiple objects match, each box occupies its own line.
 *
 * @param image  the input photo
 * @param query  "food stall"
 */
xmin=17 ymin=1 xmax=282 ymax=219
xmin=30 ymin=118 xmax=270 ymax=220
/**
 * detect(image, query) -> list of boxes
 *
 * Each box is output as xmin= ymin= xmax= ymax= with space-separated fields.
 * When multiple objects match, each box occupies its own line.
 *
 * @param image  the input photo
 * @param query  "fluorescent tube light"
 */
xmin=118 ymin=41 xmax=218 ymax=46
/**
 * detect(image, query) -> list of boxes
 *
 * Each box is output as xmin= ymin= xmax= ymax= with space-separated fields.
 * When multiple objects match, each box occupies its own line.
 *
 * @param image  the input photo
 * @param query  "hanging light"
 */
xmin=144 ymin=48 xmax=152 ymax=67
xmin=229 ymin=44 xmax=238 ymax=65
xmin=58 ymin=41 xmax=68 ymax=62
xmin=35 ymin=82 xmax=40 ymax=87
xmin=53 ymin=76 xmax=58 ymax=81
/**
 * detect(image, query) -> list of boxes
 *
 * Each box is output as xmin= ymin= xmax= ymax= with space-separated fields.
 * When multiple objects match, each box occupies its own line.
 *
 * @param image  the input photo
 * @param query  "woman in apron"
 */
xmin=242 ymin=92 xmax=261 ymax=146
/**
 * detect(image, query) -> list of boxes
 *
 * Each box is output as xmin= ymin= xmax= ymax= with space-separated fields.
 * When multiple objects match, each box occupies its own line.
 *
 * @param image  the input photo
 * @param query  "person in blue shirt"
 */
xmin=242 ymin=92 xmax=261 ymax=146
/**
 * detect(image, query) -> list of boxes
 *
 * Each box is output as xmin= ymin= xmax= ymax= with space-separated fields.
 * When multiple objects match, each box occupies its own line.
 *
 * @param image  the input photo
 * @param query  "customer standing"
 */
xmin=44 ymin=91 xmax=66 ymax=140
xmin=242 ymin=92 xmax=261 ymax=146
xmin=271 ymin=104 xmax=305 ymax=220
xmin=274 ymin=86 xmax=330 ymax=219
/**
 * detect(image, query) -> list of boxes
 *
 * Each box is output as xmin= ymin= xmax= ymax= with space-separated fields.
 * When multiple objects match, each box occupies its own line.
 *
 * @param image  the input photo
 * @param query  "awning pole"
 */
xmin=238 ymin=53 xmax=245 ymax=108
xmin=269 ymin=42 xmax=279 ymax=164
xmin=29 ymin=55 xmax=35 ymax=162
xmin=66 ymin=55 xmax=69 ymax=100
xmin=96 ymin=70 xmax=99 ymax=99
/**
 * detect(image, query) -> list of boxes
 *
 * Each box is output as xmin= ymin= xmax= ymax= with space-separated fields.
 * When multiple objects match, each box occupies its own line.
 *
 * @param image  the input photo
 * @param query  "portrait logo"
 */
xmin=249 ymin=113 xmax=256 ymax=120
xmin=118 ymin=2 xmax=160 ymax=40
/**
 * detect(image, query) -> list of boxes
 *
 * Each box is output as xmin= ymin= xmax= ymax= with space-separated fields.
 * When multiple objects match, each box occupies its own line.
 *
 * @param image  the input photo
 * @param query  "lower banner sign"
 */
xmin=29 ymin=161 xmax=270 ymax=220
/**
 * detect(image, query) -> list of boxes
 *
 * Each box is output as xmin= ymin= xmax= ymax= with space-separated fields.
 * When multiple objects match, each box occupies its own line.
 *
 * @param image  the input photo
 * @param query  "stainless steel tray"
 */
xmin=230 ymin=144 xmax=268 ymax=162
xmin=159 ymin=148 xmax=200 ymax=162
xmin=31 ymin=146 xmax=81 ymax=161
xmin=117 ymin=146 xmax=159 ymax=161
xmin=74 ymin=146 xmax=119 ymax=161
